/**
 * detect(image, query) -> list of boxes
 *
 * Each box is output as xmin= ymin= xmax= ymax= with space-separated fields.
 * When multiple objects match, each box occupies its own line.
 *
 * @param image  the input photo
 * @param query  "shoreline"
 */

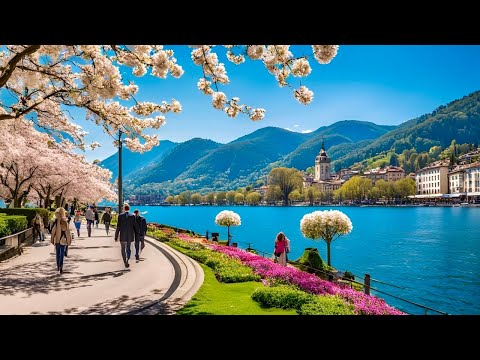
xmin=126 ymin=203 xmax=480 ymax=208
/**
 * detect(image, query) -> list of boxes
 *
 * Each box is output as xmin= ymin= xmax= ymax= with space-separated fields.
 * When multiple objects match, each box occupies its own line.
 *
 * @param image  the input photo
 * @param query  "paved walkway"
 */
xmin=0 ymin=224 xmax=203 ymax=315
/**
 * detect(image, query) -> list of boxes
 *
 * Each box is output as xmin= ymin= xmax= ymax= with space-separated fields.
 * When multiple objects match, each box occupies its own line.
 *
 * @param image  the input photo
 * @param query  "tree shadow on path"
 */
xmin=31 ymin=289 xmax=175 ymax=315
xmin=0 ymin=252 xmax=125 ymax=297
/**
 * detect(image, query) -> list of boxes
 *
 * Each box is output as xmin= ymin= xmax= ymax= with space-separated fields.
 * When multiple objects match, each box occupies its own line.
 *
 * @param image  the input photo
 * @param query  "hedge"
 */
xmin=0 ymin=208 xmax=50 ymax=227
xmin=0 ymin=215 xmax=28 ymax=238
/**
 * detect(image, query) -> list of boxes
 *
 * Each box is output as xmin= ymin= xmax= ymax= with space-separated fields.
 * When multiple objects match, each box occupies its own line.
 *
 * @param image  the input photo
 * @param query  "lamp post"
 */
xmin=118 ymin=130 xmax=123 ymax=214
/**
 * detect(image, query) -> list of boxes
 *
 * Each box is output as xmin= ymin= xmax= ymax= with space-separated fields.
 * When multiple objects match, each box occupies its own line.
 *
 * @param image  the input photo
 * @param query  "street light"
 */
xmin=118 ymin=130 xmax=123 ymax=214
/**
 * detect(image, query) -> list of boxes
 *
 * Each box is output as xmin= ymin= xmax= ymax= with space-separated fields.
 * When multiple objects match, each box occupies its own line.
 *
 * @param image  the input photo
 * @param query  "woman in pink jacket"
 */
xmin=273 ymin=231 xmax=290 ymax=266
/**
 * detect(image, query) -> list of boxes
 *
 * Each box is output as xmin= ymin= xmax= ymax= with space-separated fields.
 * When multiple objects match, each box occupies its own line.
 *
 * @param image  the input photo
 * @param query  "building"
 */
xmin=305 ymin=141 xmax=344 ymax=192
xmin=363 ymin=166 xmax=406 ymax=185
xmin=415 ymin=160 xmax=450 ymax=195
xmin=253 ymin=185 xmax=269 ymax=197
xmin=338 ymin=168 xmax=360 ymax=181
xmin=449 ymin=161 xmax=480 ymax=195
xmin=314 ymin=141 xmax=331 ymax=182
xmin=302 ymin=173 xmax=315 ymax=188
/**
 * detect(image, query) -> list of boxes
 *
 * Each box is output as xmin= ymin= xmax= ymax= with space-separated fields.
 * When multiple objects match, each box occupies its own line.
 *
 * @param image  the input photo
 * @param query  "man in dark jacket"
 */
xmin=115 ymin=203 xmax=139 ymax=268
xmin=133 ymin=209 xmax=147 ymax=261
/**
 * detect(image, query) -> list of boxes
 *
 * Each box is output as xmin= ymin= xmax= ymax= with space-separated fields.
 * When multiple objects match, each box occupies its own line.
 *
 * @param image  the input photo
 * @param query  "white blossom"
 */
xmin=312 ymin=45 xmax=339 ymax=64
xmin=300 ymin=210 xmax=353 ymax=240
xmin=226 ymin=51 xmax=245 ymax=65
xmin=294 ymin=85 xmax=314 ymax=105
xmin=215 ymin=210 xmax=241 ymax=227
xmin=247 ymin=45 xmax=264 ymax=60
xmin=212 ymin=92 xmax=227 ymax=109
xmin=249 ymin=108 xmax=266 ymax=121
xmin=291 ymin=58 xmax=312 ymax=77
xmin=197 ymin=78 xmax=214 ymax=95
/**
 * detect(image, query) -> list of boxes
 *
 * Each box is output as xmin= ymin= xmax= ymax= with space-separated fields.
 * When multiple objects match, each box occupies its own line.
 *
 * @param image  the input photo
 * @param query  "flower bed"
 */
xmin=210 ymin=244 xmax=404 ymax=315
xmin=147 ymin=225 xmax=404 ymax=315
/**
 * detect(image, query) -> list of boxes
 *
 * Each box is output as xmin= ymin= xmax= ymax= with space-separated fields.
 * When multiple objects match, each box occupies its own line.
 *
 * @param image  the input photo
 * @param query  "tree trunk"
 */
xmin=327 ymin=240 xmax=331 ymax=267
xmin=14 ymin=197 xmax=22 ymax=208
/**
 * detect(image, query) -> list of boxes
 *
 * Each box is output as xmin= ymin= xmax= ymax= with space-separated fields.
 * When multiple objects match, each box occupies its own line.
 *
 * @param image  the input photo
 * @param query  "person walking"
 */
xmin=94 ymin=207 xmax=99 ymax=228
xmin=32 ymin=213 xmax=45 ymax=242
xmin=115 ymin=203 xmax=139 ymax=268
xmin=50 ymin=207 xmax=72 ymax=274
xmin=85 ymin=205 xmax=95 ymax=237
xmin=133 ymin=209 xmax=147 ymax=261
xmin=73 ymin=210 xmax=82 ymax=237
xmin=101 ymin=207 xmax=112 ymax=235
xmin=273 ymin=231 xmax=290 ymax=266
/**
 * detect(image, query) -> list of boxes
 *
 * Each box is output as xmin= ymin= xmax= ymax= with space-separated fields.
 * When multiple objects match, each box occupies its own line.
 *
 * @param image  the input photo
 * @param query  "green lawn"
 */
xmin=177 ymin=264 xmax=297 ymax=315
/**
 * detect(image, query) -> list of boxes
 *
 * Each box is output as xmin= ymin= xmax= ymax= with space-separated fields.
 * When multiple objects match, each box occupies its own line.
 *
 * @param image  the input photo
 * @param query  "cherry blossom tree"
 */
xmin=0 ymin=119 xmax=57 ymax=207
xmin=0 ymin=118 xmax=115 ymax=207
xmin=0 ymin=45 xmax=339 ymax=152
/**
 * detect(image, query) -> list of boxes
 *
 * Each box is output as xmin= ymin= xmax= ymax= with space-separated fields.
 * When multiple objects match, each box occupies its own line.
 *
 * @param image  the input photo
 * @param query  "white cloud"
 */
xmin=293 ymin=124 xmax=300 ymax=128
xmin=301 ymin=129 xmax=313 ymax=133
xmin=284 ymin=127 xmax=293 ymax=131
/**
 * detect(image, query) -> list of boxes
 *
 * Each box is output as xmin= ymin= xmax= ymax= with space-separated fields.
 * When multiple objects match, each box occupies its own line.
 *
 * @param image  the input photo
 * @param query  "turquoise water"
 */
xmin=135 ymin=205 xmax=480 ymax=315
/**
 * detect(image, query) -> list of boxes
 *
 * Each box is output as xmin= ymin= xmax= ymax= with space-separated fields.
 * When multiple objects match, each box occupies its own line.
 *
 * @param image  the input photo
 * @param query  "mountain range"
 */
xmin=99 ymin=90 xmax=480 ymax=196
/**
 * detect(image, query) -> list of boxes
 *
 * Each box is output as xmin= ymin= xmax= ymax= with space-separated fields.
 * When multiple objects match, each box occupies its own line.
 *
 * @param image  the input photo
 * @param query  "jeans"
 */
xmin=55 ymin=243 xmax=66 ymax=269
xmin=87 ymin=220 xmax=93 ymax=237
xmin=120 ymin=241 xmax=131 ymax=265
xmin=104 ymin=222 xmax=110 ymax=234
xmin=134 ymin=235 xmax=145 ymax=257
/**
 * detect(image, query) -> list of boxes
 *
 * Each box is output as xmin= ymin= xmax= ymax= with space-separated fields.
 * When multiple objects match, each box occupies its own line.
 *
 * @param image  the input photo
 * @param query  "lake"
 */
xmin=135 ymin=205 xmax=479 ymax=315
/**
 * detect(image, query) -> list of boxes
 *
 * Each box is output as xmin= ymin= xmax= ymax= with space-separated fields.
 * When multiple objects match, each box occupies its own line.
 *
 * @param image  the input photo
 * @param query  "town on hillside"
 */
xmin=128 ymin=141 xmax=480 ymax=207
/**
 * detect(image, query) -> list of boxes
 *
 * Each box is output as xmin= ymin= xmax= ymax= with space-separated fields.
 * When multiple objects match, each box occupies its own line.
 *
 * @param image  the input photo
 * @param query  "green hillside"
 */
xmin=333 ymin=91 xmax=480 ymax=170
xmin=100 ymin=140 xmax=177 ymax=182
xmin=280 ymin=121 xmax=394 ymax=171
xmin=127 ymin=121 xmax=395 ymax=195
xmin=127 ymin=138 xmax=222 ymax=187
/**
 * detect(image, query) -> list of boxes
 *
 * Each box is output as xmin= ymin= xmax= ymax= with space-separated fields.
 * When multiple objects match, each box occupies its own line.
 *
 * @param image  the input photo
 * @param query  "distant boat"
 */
xmin=141 ymin=211 xmax=148 ymax=215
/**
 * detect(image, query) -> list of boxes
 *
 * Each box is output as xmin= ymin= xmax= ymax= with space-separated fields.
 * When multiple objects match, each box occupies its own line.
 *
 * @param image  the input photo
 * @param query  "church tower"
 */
xmin=314 ymin=140 xmax=331 ymax=181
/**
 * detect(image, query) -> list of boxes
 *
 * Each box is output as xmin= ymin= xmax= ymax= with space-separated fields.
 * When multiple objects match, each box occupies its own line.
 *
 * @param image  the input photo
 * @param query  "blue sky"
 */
xmin=73 ymin=45 xmax=480 ymax=161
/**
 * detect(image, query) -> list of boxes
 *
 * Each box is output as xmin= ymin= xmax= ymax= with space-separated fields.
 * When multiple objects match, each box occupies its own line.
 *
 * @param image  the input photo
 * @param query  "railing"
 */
xmin=0 ymin=227 xmax=34 ymax=249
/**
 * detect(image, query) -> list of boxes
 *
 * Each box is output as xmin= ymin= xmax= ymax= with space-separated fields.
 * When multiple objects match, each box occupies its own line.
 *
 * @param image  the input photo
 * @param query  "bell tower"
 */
xmin=314 ymin=139 xmax=331 ymax=181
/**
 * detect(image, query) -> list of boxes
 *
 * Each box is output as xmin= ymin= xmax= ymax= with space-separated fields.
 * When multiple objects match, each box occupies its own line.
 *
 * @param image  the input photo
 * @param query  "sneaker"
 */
xmin=125 ymin=262 xmax=130 ymax=268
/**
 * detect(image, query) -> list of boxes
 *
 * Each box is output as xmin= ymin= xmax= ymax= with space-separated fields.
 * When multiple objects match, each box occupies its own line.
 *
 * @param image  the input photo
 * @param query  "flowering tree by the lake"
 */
xmin=0 ymin=45 xmax=339 ymax=153
xmin=300 ymin=210 xmax=353 ymax=267
xmin=214 ymin=210 xmax=241 ymax=246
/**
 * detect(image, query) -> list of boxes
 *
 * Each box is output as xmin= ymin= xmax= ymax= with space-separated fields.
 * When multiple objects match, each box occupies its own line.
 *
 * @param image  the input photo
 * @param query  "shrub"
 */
xmin=251 ymin=285 xmax=315 ymax=310
xmin=169 ymin=238 xmax=205 ymax=251
xmin=293 ymin=248 xmax=334 ymax=278
xmin=298 ymin=295 xmax=356 ymax=315
xmin=0 ymin=219 xmax=11 ymax=238
xmin=147 ymin=229 xmax=170 ymax=242
xmin=166 ymin=238 xmax=259 ymax=283
xmin=0 ymin=215 xmax=28 ymax=238
xmin=0 ymin=208 xmax=50 ymax=227
xmin=343 ymin=270 xmax=354 ymax=280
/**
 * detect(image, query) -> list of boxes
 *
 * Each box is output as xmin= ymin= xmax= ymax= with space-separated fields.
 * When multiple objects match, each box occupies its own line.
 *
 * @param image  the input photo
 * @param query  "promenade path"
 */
xmin=0 ymin=225 xmax=203 ymax=315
